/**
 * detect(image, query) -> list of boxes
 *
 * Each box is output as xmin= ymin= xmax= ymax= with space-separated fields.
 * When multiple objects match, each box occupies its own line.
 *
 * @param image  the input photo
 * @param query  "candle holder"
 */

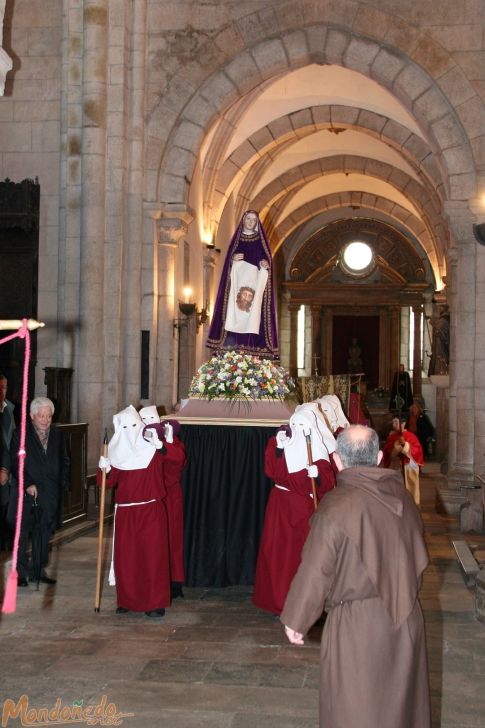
xmin=179 ymin=301 xmax=196 ymax=317
xmin=174 ymin=300 xmax=209 ymax=332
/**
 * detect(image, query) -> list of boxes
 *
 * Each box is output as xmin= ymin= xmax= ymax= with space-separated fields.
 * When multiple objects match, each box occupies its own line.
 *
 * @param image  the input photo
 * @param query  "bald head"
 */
xmin=335 ymin=425 xmax=381 ymax=469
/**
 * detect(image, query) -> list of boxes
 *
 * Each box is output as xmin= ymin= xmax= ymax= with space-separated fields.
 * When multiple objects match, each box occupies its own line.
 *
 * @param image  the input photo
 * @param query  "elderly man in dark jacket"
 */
xmin=9 ymin=397 xmax=70 ymax=586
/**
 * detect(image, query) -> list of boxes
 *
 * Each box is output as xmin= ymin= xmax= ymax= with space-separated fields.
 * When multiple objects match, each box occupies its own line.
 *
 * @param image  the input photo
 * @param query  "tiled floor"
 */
xmin=1 ymin=465 xmax=484 ymax=728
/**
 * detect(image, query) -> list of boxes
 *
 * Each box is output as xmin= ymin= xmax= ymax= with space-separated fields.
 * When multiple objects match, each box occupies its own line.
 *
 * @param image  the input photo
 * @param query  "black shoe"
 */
xmin=18 ymin=577 xmax=29 ymax=587
xmin=170 ymin=582 xmax=184 ymax=600
xmin=31 ymin=574 xmax=56 ymax=585
xmin=144 ymin=608 xmax=165 ymax=618
xmin=116 ymin=607 xmax=129 ymax=614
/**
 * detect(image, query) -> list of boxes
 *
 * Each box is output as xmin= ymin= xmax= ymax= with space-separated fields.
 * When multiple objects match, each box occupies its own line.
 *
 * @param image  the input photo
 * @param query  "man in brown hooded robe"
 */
xmin=281 ymin=425 xmax=430 ymax=728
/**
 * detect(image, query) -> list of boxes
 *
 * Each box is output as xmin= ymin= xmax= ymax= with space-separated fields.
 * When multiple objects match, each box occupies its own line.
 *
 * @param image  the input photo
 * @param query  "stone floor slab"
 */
xmin=1 ymin=468 xmax=485 ymax=727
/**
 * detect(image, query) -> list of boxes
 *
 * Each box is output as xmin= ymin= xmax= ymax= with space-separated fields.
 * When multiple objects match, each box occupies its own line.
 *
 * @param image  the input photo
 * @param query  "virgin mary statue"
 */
xmin=206 ymin=210 xmax=279 ymax=360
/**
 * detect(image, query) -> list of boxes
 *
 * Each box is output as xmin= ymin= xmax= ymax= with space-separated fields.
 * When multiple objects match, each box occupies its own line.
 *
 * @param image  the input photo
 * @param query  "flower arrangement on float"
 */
xmin=189 ymin=350 xmax=295 ymax=401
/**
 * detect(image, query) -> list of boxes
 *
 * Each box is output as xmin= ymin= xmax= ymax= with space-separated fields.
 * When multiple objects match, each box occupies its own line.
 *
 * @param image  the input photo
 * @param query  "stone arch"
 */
xmin=150 ymin=11 xmax=479 ymax=214
xmin=278 ymin=203 xmax=438 ymax=282
xmin=245 ymin=155 xmax=447 ymax=270
xmin=208 ymin=104 xmax=448 ymax=229
xmin=273 ymin=195 xmax=442 ymax=286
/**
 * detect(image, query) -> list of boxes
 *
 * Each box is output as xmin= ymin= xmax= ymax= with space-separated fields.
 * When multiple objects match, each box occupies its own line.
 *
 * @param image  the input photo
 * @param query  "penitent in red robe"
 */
xmin=97 ymin=450 xmax=172 ymax=612
xmin=162 ymin=436 xmax=187 ymax=583
xmin=382 ymin=430 xmax=424 ymax=468
xmin=253 ymin=437 xmax=336 ymax=616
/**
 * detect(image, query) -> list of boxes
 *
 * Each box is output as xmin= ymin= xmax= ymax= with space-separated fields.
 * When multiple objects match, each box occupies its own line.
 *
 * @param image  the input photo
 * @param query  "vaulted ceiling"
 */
xmin=194 ymin=63 xmax=448 ymax=292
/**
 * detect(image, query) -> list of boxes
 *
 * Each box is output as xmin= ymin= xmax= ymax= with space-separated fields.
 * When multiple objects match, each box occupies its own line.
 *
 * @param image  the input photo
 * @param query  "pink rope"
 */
xmin=1 ymin=319 xmax=31 ymax=613
xmin=0 ymin=330 xmax=25 ymax=346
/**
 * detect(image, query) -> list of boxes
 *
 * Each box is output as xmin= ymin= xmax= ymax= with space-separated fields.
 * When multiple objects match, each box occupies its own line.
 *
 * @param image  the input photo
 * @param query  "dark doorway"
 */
xmin=0 ymin=178 xmax=40 ymax=407
xmin=332 ymin=315 xmax=380 ymax=389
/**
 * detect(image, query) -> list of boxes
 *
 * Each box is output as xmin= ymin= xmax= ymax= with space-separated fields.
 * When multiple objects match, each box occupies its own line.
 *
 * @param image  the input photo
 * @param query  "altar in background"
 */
xmin=298 ymin=372 xmax=363 ymax=415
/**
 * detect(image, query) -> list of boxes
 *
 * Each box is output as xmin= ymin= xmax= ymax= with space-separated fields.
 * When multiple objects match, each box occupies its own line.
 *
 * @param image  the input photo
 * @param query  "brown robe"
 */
xmin=281 ymin=466 xmax=431 ymax=728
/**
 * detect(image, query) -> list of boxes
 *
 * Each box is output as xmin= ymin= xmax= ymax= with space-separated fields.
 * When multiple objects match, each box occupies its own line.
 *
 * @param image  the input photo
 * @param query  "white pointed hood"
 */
xmin=108 ymin=405 xmax=156 ymax=470
xmin=316 ymin=394 xmax=350 ymax=431
xmin=139 ymin=405 xmax=160 ymax=425
xmin=284 ymin=409 xmax=335 ymax=473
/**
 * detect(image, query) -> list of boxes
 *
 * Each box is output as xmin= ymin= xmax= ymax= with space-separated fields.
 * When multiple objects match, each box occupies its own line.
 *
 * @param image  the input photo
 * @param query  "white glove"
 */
xmin=276 ymin=431 xmax=290 ymax=449
xmin=98 ymin=456 xmax=111 ymax=473
xmin=164 ymin=423 xmax=174 ymax=444
xmin=145 ymin=428 xmax=164 ymax=449
xmin=306 ymin=464 xmax=318 ymax=478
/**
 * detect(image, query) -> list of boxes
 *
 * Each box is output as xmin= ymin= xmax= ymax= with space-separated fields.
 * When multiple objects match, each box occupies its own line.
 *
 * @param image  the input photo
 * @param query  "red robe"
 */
xmin=253 ymin=436 xmax=336 ymax=615
xmin=382 ymin=430 xmax=424 ymax=468
xmin=97 ymin=450 xmax=171 ymax=612
xmin=162 ymin=436 xmax=186 ymax=583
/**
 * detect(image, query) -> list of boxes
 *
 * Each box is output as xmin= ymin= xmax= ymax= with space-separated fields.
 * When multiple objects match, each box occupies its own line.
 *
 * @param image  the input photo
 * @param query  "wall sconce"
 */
xmin=173 ymin=288 xmax=209 ymax=332
xmin=473 ymin=223 xmax=485 ymax=246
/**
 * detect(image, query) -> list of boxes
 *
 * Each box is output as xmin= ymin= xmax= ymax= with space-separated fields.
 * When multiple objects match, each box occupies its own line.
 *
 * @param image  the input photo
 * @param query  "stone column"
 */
xmin=446 ymin=246 xmax=459 ymax=475
xmin=203 ymin=249 xmax=217 ymax=349
xmin=390 ymin=306 xmax=400 ymax=377
xmin=430 ymin=375 xmax=450 ymax=470
xmin=323 ymin=307 xmax=333 ymax=375
xmin=278 ymin=289 xmax=291 ymax=370
xmin=153 ymin=207 xmax=193 ymax=409
xmin=76 ymin=0 xmax=108 ymax=457
xmin=288 ymin=302 xmax=299 ymax=379
xmin=310 ymin=304 xmax=322 ymax=375
xmin=447 ymin=232 xmax=475 ymax=480
xmin=379 ymin=308 xmax=389 ymax=389
xmin=412 ymin=303 xmax=423 ymax=399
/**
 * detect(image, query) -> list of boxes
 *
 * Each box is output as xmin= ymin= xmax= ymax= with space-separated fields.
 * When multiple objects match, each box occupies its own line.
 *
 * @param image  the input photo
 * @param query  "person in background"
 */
xmin=407 ymin=400 xmax=435 ymax=459
xmin=281 ymin=425 xmax=430 ymax=728
xmin=389 ymin=363 xmax=413 ymax=414
xmin=382 ymin=417 xmax=424 ymax=505
xmin=9 ymin=397 xmax=70 ymax=586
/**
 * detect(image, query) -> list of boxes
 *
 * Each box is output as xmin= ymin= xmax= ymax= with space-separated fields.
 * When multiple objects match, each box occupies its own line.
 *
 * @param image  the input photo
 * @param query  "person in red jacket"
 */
xmin=382 ymin=418 xmax=424 ymax=505
xmin=253 ymin=409 xmax=336 ymax=616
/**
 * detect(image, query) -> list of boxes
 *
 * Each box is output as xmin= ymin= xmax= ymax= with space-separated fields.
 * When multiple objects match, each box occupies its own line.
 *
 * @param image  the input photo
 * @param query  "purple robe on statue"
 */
xmin=206 ymin=210 xmax=279 ymax=359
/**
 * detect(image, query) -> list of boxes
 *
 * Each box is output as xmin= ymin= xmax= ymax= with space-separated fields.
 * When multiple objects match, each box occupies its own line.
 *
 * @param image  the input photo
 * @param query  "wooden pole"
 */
xmin=305 ymin=432 xmax=318 ymax=512
xmin=94 ymin=430 xmax=109 ymax=612
xmin=0 ymin=319 xmax=45 ymax=331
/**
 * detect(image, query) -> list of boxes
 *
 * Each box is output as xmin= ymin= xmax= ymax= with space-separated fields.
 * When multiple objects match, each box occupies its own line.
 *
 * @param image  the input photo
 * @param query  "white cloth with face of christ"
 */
xmin=224 ymin=259 xmax=268 ymax=335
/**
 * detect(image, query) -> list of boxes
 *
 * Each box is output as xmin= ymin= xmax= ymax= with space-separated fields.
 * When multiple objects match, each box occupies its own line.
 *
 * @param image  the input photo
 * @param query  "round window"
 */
xmin=340 ymin=241 xmax=375 ymax=278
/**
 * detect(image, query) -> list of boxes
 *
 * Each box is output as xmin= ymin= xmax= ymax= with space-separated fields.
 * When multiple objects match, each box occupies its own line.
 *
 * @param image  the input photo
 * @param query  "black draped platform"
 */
xmin=179 ymin=424 xmax=277 ymax=587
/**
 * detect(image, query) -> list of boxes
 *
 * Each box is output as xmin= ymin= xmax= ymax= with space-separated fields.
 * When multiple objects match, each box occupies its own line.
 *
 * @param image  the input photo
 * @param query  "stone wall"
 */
xmin=0 ymin=0 xmax=483 ymax=466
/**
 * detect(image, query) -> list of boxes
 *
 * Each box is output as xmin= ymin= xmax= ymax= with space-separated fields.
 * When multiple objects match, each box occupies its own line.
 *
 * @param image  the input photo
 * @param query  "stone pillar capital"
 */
xmin=447 ymin=246 xmax=459 ymax=266
xmin=158 ymin=206 xmax=194 ymax=245
xmin=161 ymin=203 xmax=194 ymax=225
xmin=443 ymin=201 xmax=475 ymax=243
xmin=157 ymin=217 xmax=189 ymax=246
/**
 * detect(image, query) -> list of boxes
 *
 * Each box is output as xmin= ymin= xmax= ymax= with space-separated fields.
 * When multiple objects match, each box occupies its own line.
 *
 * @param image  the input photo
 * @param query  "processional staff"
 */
xmin=304 ymin=430 xmax=318 ymax=512
xmin=0 ymin=318 xmax=45 ymax=331
xmin=94 ymin=429 xmax=109 ymax=612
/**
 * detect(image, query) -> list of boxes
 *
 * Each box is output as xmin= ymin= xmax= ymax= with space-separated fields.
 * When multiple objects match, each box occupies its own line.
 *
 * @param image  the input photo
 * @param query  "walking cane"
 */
xmin=304 ymin=430 xmax=318 ymax=512
xmin=94 ymin=429 xmax=109 ymax=613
